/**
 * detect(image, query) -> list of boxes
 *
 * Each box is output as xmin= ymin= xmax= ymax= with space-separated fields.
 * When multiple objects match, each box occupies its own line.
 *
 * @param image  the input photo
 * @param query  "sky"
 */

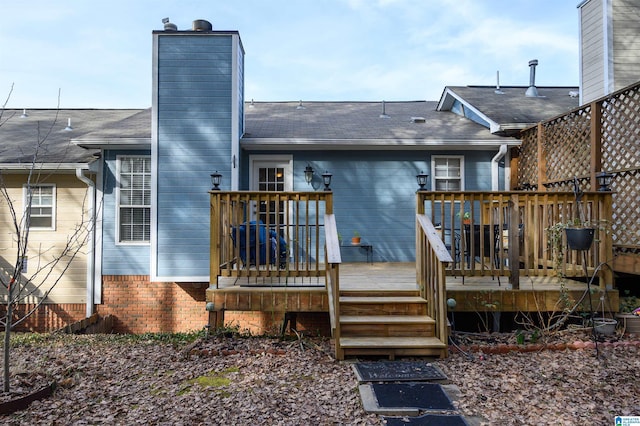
xmin=1 ymin=0 xmax=581 ymax=109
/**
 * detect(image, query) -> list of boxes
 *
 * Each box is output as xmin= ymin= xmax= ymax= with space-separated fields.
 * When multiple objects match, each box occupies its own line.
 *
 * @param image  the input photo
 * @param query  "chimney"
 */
xmin=525 ymin=59 xmax=539 ymax=97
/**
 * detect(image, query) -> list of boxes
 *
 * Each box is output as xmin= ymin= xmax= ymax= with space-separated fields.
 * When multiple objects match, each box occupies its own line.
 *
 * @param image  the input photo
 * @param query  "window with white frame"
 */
xmin=24 ymin=184 xmax=55 ymax=230
xmin=117 ymin=156 xmax=150 ymax=243
xmin=432 ymin=156 xmax=464 ymax=191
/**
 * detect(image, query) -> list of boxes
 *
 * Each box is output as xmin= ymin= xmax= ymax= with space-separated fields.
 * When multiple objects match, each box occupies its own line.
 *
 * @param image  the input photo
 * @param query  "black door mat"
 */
xmin=372 ymin=382 xmax=455 ymax=411
xmin=354 ymin=361 xmax=447 ymax=382
xmin=383 ymin=414 xmax=468 ymax=425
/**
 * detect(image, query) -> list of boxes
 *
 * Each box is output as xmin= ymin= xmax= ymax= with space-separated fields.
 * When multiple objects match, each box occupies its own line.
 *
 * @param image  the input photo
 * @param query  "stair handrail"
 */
xmin=324 ymin=214 xmax=341 ymax=353
xmin=416 ymin=214 xmax=452 ymax=346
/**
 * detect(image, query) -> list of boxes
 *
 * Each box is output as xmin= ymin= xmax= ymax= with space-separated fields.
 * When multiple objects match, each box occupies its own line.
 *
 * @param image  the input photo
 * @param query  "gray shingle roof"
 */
xmin=242 ymin=101 xmax=511 ymax=149
xmin=439 ymin=86 xmax=579 ymax=133
xmin=0 ymin=108 xmax=149 ymax=165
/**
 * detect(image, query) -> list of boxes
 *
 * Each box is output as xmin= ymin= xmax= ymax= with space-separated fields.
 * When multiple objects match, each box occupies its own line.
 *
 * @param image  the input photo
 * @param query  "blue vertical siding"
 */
xmin=244 ymin=150 xmax=500 ymax=263
xmin=154 ymin=33 xmax=241 ymax=279
xmin=101 ymin=150 xmax=151 ymax=275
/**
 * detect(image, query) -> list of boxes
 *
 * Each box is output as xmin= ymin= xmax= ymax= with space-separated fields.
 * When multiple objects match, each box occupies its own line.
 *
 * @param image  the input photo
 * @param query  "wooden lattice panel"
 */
xmin=601 ymin=85 xmax=640 ymax=172
xmin=543 ymin=107 xmax=592 ymax=183
xmin=610 ymin=170 xmax=640 ymax=246
xmin=517 ymin=127 xmax=538 ymax=187
xmin=601 ymin=85 xmax=640 ymax=248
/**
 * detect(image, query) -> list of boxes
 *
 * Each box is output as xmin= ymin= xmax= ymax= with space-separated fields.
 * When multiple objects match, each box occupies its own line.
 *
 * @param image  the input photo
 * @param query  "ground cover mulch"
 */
xmin=0 ymin=329 xmax=638 ymax=425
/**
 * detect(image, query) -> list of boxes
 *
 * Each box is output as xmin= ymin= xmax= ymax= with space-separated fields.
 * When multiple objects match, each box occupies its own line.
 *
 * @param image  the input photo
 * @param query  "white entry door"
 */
xmin=250 ymin=156 xmax=293 ymax=225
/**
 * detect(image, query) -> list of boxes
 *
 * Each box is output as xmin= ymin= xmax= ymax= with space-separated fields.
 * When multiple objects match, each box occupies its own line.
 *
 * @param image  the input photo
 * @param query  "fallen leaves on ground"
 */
xmin=0 ymin=331 xmax=638 ymax=425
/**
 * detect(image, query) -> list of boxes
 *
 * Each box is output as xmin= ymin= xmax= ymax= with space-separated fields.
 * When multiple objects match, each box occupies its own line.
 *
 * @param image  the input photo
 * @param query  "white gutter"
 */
xmin=75 ymin=168 xmax=95 ymax=318
xmin=491 ymin=145 xmax=508 ymax=190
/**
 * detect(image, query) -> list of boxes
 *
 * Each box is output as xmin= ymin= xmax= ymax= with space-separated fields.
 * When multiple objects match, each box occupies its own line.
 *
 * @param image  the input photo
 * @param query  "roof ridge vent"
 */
xmin=296 ymin=100 xmax=305 ymax=110
xmin=379 ymin=100 xmax=390 ymax=118
xmin=525 ymin=59 xmax=539 ymax=97
xmin=411 ymin=116 xmax=426 ymax=123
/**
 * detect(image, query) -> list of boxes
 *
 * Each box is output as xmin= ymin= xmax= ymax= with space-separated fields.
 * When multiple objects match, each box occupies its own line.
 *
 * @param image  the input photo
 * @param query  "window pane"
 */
xmin=27 ymin=185 xmax=54 ymax=229
xmin=118 ymin=157 xmax=151 ymax=242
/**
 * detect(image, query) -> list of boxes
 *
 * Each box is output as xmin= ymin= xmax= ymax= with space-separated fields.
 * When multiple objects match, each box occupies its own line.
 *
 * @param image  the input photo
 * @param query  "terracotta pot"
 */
xmin=351 ymin=237 xmax=361 ymax=245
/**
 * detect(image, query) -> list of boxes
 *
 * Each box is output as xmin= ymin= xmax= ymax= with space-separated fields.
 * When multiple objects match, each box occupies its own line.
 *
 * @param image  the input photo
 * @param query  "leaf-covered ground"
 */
xmin=0 ymin=331 xmax=639 ymax=425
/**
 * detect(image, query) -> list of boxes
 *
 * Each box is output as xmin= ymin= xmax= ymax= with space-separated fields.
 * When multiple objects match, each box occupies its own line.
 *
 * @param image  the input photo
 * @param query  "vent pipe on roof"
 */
xmin=495 ymin=71 xmax=504 ymax=94
xmin=380 ymin=100 xmax=390 ymax=118
xmin=193 ymin=19 xmax=212 ymax=31
xmin=525 ymin=59 xmax=539 ymax=97
xmin=162 ymin=17 xmax=177 ymax=31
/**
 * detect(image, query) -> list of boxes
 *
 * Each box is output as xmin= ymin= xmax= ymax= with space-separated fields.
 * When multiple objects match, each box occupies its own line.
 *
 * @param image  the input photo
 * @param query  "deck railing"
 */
xmin=416 ymin=213 xmax=452 ymax=345
xmin=210 ymin=191 xmax=333 ymax=287
xmin=417 ymin=191 xmax=614 ymax=289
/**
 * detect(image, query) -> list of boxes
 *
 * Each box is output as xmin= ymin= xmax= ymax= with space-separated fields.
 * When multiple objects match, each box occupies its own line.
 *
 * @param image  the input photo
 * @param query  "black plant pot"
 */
xmin=565 ymin=227 xmax=595 ymax=251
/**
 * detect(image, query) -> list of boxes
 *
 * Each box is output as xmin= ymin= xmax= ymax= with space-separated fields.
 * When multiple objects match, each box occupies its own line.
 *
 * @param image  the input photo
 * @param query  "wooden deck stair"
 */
xmin=336 ymin=289 xmax=447 ymax=360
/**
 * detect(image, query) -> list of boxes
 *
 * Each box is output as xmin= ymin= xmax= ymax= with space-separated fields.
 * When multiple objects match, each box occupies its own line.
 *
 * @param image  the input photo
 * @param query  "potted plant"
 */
xmin=351 ymin=231 xmax=361 ymax=245
xmin=616 ymin=292 xmax=640 ymax=334
xmin=545 ymin=178 xmax=610 ymax=274
xmin=457 ymin=211 xmax=471 ymax=224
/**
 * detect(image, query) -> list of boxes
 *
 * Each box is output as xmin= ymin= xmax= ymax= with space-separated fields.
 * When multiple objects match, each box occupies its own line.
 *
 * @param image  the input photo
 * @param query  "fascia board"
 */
xmin=0 ymin=163 xmax=91 ymax=172
xmin=241 ymin=138 xmax=520 ymax=150
xmin=73 ymin=138 xmax=151 ymax=149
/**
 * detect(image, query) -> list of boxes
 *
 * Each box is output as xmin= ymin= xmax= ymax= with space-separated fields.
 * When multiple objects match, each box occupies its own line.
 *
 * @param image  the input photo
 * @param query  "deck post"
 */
xmin=210 ymin=192 xmax=221 ymax=289
xmin=509 ymin=194 xmax=520 ymax=289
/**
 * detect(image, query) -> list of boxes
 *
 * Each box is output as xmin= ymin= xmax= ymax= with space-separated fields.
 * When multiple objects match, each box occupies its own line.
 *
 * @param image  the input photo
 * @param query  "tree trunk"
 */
xmin=3 ymin=300 xmax=13 ymax=393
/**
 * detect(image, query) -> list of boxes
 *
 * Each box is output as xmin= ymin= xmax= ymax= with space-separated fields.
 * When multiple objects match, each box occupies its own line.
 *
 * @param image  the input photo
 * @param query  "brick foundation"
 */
xmin=1 ymin=278 xmax=332 ymax=336
xmin=97 ymin=276 xmax=209 ymax=334
xmin=0 ymin=303 xmax=86 ymax=332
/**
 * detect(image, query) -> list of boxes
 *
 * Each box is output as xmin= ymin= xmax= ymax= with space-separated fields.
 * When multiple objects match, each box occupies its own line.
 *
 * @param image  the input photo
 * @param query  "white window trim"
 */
xmin=115 ymin=155 xmax=151 ymax=245
xmin=249 ymin=155 xmax=293 ymax=191
xmin=22 ymin=183 xmax=56 ymax=231
xmin=431 ymin=155 xmax=465 ymax=191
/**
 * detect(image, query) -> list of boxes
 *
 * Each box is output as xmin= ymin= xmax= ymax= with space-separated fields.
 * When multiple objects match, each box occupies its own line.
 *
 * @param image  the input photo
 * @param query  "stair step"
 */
xmin=339 ymin=336 xmax=446 ymax=349
xmin=340 ymin=290 xmax=420 ymax=298
xmin=340 ymin=315 xmax=434 ymax=324
xmin=339 ymin=296 xmax=426 ymax=304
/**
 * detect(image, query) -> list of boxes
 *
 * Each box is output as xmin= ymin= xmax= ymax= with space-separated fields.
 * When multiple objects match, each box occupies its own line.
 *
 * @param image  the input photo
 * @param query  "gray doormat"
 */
xmin=354 ymin=361 xmax=447 ymax=382
xmin=372 ymin=382 xmax=455 ymax=411
xmin=383 ymin=414 xmax=468 ymax=425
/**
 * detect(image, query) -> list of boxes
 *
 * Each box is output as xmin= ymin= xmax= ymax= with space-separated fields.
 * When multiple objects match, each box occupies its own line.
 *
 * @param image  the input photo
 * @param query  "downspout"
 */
xmin=491 ymin=145 xmax=508 ymax=190
xmin=76 ymin=168 xmax=95 ymax=318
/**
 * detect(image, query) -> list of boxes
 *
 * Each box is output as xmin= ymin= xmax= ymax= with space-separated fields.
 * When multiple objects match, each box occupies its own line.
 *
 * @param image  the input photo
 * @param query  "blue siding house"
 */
xmin=2 ymin=19 xmax=581 ymax=333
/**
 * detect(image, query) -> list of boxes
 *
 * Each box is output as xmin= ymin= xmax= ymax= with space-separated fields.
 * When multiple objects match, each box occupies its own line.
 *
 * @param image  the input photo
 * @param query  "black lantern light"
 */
xmin=416 ymin=170 xmax=428 ymax=191
xmin=304 ymin=165 xmax=314 ymax=184
xmin=210 ymin=171 xmax=222 ymax=190
xmin=596 ymin=170 xmax=614 ymax=191
xmin=321 ymin=170 xmax=332 ymax=191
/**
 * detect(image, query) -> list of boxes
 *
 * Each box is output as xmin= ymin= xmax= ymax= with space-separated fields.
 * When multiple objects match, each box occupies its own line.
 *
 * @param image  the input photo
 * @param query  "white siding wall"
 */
xmin=581 ymin=0 xmax=607 ymax=104
xmin=0 ymin=174 xmax=89 ymax=304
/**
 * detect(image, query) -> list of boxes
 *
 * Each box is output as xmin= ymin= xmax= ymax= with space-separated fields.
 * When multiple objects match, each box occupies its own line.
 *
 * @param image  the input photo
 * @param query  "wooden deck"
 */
xmin=208 ymin=262 xmax=619 ymax=314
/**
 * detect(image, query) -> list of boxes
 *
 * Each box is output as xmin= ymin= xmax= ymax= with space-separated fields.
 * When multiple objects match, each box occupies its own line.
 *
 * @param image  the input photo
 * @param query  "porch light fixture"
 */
xmin=210 ymin=171 xmax=222 ymax=190
xmin=596 ymin=170 xmax=614 ymax=191
xmin=416 ymin=171 xmax=428 ymax=191
xmin=322 ymin=170 xmax=332 ymax=191
xmin=304 ymin=165 xmax=314 ymax=184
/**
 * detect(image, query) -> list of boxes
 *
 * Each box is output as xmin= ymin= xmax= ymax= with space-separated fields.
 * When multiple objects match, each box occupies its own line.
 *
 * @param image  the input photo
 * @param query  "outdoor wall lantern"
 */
xmin=416 ymin=171 xmax=428 ymax=191
xmin=596 ymin=170 xmax=614 ymax=191
xmin=210 ymin=171 xmax=222 ymax=190
xmin=304 ymin=165 xmax=314 ymax=184
xmin=322 ymin=170 xmax=332 ymax=191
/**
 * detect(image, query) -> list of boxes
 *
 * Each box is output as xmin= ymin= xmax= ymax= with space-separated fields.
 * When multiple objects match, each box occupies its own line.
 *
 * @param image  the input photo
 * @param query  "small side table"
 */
xmin=341 ymin=243 xmax=373 ymax=263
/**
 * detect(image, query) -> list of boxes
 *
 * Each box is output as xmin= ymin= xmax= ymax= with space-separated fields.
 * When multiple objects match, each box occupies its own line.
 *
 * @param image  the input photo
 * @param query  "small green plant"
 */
xmin=619 ymin=291 xmax=640 ymax=313
xmin=353 ymin=230 xmax=360 ymax=237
